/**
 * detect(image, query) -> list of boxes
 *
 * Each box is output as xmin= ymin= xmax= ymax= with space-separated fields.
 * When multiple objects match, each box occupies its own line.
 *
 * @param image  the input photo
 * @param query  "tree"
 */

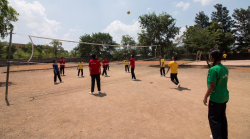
xmin=182 ymin=25 xmax=221 ymax=66
xmin=0 ymin=0 xmax=19 ymax=39
xmin=211 ymin=3 xmax=235 ymax=53
xmin=50 ymin=40 xmax=63 ymax=58
xmin=195 ymin=11 xmax=210 ymax=28
xmin=121 ymin=35 xmax=137 ymax=57
xmin=5 ymin=43 xmax=17 ymax=59
xmin=78 ymin=32 xmax=116 ymax=57
xmin=138 ymin=12 xmax=180 ymax=55
xmin=232 ymin=6 xmax=250 ymax=51
xmin=138 ymin=30 xmax=152 ymax=57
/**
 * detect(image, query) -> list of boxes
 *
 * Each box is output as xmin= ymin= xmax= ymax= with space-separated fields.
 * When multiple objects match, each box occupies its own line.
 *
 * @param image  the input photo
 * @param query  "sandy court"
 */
xmin=0 ymin=63 xmax=250 ymax=138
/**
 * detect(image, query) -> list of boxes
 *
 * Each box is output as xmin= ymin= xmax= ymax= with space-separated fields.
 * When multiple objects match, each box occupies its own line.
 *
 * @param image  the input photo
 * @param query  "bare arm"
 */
xmin=99 ymin=67 xmax=101 ymax=74
xmin=203 ymin=82 xmax=216 ymax=106
xmin=165 ymin=67 xmax=170 ymax=75
xmin=89 ymin=67 xmax=91 ymax=76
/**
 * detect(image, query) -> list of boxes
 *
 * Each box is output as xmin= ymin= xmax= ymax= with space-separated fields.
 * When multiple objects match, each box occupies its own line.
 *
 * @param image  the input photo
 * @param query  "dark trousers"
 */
xmin=54 ymin=71 xmax=62 ymax=82
xmin=91 ymin=74 xmax=101 ymax=92
xmin=131 ymin=68 xmax=136 ymax=79
xmin=60 ymin=67 xmax=65 ymax=75
xmin=209 ymin=101 xmax=228 ymax=139
xmin=170 ymin=73 xmax=179 ymax=85
xmin=160 ymin=67 xmax=165 ymax=75
xmin=125 ymin=65 xmax=129 ymax=72
xmin=102 ymin=67 xmax=107 ymax=75
xmin=107 ymin=65 xmax=109 ymax=70
xmin=78 ymin=69 xmax=83 ymax=76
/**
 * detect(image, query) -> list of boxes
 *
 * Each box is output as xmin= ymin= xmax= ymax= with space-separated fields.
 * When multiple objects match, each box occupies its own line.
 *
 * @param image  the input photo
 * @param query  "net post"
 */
xmin=27 ymin=35 xmax=34 ymax=64
xmin=5 ymin=30 xmax=13 ymax=106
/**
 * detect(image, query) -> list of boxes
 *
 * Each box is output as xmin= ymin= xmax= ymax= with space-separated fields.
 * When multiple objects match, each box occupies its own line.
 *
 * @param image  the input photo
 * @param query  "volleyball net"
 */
xmin=7 ymin=33 xmax=159 ymax=68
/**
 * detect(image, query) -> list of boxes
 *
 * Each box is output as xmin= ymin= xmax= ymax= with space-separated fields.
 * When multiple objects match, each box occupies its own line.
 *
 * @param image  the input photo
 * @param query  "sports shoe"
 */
xmin=133 ymin=79 xmax=136 ymax=81
xmin=54 ymin=82 xmax=59 ymax=84
xmin=210 ymin=135 xmax=213 ymax=139
xmin=77 ymin=76 xmax=79 ymax=77
xmin=63 ymin=74 xmax=65 ymax=76
xmin=60 ymin=81 xmax=64 ymax=83
xmin=177 ymin=83 xmax=180 ymax=88
xmin=81 ymin=75 xmax=84 ymax=77
xmin=105 ymin=75 xmax=108 ymax=77
xmin=98 ymin=91 xmax=101 ymax=94
xmin=89 ymin=92 xmax=93 ymax=95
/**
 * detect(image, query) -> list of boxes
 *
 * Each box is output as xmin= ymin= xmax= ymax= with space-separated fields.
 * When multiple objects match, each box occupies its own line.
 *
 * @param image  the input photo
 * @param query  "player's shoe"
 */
xmin=60 ymin=81 xmax=64 ymax=83
xmin=99 ymin=91 xmax=101 ymax=94
xmin=89 ymin=92 xmax=93 ymax=95
xmin=63 ymin=74 xmax=65 ymax=76
xmin=77 ymin=76 xmax=79 ymax=77
xmin=54 ymin=82 xmax=59 ymax=84
xmin=105 ymin=75 xmax=108 ymax=77
xmin=81 ymin=75 xmax=84 ymax=77
xmin=177 ymin=83 xmax=180 ymax=89
xmin=133 ymin=79 xmax=136 ymax=81
xmin=210 ymin=135 xmax=213 ymax=139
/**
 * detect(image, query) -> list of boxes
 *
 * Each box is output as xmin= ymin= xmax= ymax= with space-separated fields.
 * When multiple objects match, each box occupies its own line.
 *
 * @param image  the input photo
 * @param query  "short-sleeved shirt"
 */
xmin=53 ymin=63 xmax=59 ymax=72
xmin=124 ymin=60 xmax=129 ymax=65
xmin=130 ymin=58 xmax=135 ymax=68
xmin=168 ymin=61 xmax=178 ymax=73
xmin=59 ymin=60 xmax=65 ymax=67
xmin=102 ymin=60 xmax=108 ymax=68
xmin=160 ymin=59 xmax=165 ymax=67
xmin=78 ymin=62 xmax=83 ymax=69
xmin=207 ymin=64 xmax=229 ymax=103
xmin=223 ymin=54 xmax=227 ymax=58
xmin=89 ymin=59 xmax=101 ymax=75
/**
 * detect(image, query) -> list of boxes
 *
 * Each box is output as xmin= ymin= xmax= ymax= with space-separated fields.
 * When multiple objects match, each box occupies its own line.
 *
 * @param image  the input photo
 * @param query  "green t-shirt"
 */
xmin=207 ymin=64 xmax=229 ymax=103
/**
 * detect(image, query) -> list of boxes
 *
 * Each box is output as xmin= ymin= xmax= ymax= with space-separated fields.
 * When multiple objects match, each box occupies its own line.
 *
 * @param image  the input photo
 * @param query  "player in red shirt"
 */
xmin=89 ymin=54 xmax=101 ymax=94
xmin=102 ymin=58 xmax=108 ymax=76
xmin=107 ymin=59 xmax=110 ymax=71
xmin=59 ymin=57 xmax=66 ymax=76
xmin=130 ymin=55 xmax=136 ymax=80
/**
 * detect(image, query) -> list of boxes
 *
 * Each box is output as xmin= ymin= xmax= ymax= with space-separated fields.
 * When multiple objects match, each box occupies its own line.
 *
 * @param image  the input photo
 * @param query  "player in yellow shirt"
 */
xmin=223 ymin=53 xmax=227 ymax=62
xmin=160 ymin=56 xmax=165 ymax=77
xmin=166 ymin=56 xmax=180 ymax=88
xmin=77 ymin=59 xmax=84 ymax=77
xmin=124 ymin=57 xmax=130 ymax=72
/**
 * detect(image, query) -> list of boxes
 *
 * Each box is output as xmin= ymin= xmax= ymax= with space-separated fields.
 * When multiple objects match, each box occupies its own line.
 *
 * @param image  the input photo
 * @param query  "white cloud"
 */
xmin=174 ymin=11 xmax=180 ymax=15
xmin=103 ymin=20 xmax=141 ymax=44
xmin=9 ymin=0 xmax=61 ymax=37
xmin=120 ymin=1 xmax=126 ymax=5
xmin=193 ymin=0 xmax=216 ymax=6
xmin=147 ymin=7 xmax=151 ymax=11
xmin=175 ymin=2 xmax=190 ymax=11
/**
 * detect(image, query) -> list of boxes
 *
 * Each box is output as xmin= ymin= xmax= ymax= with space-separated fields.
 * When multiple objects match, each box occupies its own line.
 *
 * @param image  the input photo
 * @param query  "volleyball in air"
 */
xmin=127 ymin=11 xmax=130 ymax=14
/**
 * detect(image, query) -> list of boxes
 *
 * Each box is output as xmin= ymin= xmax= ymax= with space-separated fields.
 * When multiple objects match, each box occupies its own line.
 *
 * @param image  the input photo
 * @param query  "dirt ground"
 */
xmin=0 ymin=62 xmax=249 ymax=139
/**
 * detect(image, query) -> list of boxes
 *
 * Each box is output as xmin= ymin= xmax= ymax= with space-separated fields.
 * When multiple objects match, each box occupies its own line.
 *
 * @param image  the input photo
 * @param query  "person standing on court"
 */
xmin=124 ymin=57 xmax=129 ymax=72
xmin=102 ymin=57 xmax=108 ymax=76
xmin=77 ymin=59 xmax=84 ymax=77
xmin=166 ymin=56 xmax=180 ymax=88
xmin=59 ymin=57 xmax=65 ymax=76
xmin=160 ymin=56 xmax=165 ymax=77
xmin=53 ymin=60 xmax=63 ymax=84
xmin=203 ymin=48 xmax=229 ymax=139
xmin=107 ymin=59 xmax=110 ymax=71
xmin=223 ymin=53 xmax=227 ymax=62
xmin=130 ymin=55 xmax=136 ymax=80
xmin=89 ymin=54 xmax=101 ymax=94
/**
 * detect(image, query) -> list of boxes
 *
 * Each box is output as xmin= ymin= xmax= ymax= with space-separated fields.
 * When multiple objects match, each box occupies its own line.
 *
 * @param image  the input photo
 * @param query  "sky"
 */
xmin=1 ymin=0 xmax=249 ymax=50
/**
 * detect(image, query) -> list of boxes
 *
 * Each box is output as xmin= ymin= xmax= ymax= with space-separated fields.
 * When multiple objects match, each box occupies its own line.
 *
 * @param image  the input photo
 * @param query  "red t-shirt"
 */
xmin=59 ymin=60 xmax=65 ymax=67
xmin=102 ymin=60 xmax=108 ymax=67
xmin=89 ymin=59 xmax=101 ymax=75
xmin=130 ymin=58 xmax=135 ymax=68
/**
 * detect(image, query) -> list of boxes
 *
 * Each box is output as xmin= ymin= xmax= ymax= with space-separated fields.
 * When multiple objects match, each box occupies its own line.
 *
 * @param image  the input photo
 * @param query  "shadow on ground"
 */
xmin=133 ymin=79 xmax=142 ymax=81
xmin=0 ymin=82 xmax=14 ymax=87
xmin=93 ymin=93 xmax=107 ymax=97
xmin=171 ymin=87 xmax=191 ymax=91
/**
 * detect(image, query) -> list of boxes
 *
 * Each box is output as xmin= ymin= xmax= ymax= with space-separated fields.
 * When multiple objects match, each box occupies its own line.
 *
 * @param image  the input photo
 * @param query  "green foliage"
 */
xmin=195 ymin=11 xmax=210 ymax=28
xmin=78 ymin=32 xmax=116 ymax=57
xmin=138 ymin=12 xmax=180 ymax=55
xmin=0 ymin=0 xmax=19 ymax=39
xmin=50 ymin=40 xmax=63 ymax=58
xmin=232 ymin=6 xmax=250 ymax=51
